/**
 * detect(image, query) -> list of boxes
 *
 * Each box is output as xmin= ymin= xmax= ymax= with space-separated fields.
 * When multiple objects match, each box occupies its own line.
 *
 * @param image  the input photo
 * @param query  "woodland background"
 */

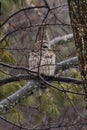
xmin=0 ymin=0 xmax=87 ymax=130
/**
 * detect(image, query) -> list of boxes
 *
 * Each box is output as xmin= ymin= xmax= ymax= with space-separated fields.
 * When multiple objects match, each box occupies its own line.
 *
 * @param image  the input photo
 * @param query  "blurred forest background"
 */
xmin=0 ymin=0 xmax=87 ymax=130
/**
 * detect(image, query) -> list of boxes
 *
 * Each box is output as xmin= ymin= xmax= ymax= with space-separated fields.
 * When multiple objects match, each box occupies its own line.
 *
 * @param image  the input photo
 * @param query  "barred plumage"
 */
xmin=29 ymin=41 xmax=55 ymax=76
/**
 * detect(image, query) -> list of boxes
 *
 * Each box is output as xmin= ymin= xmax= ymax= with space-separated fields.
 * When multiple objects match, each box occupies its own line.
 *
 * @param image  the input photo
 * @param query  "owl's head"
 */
xmin=36 ymin=40 xmax=50 ymax=50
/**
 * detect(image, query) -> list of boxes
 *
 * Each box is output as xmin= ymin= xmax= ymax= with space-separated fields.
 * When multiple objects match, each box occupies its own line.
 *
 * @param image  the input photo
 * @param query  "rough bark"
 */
xmin=68 ymin=0 xmax=87 ymax=106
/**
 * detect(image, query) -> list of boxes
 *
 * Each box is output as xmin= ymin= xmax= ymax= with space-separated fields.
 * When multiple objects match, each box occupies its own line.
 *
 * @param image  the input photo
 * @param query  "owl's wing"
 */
xmin=29 ymin=50 xmax=55 ymax=75
xmin=41 ymin=51 xmax=56 ymax=75
xmin=29 ymin=52 xmax=39 ymax=71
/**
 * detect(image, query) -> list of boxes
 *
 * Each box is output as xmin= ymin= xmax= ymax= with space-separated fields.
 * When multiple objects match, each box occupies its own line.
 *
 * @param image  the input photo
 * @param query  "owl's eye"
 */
xmin=42 ymin=45 xmax=48 ymax=48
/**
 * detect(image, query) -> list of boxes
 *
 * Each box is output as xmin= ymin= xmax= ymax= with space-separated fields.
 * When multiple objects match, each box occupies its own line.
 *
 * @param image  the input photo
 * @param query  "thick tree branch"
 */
xmin=0 ymin=74 xmax=84 ymax=87
xmin=0 ymin=78 xmax=84 ymax=113
xmin=55 ymin=56 xmax=78 ymax=74
xmin=0 ymin=82 xmax=35 ymax=113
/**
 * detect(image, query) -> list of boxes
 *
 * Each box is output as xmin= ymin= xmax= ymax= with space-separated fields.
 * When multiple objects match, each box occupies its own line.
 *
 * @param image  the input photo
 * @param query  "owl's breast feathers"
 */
xmin=29 ymin=49 xmax=55 ymax=76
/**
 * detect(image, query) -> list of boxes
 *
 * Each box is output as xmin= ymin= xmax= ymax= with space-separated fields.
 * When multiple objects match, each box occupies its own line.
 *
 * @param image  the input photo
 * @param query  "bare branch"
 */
xmin=49 ymin=33 xmax=74 ymax=46
xmin=0 ymin=78 xmax=84 ymax=113
xmin=0 ymin=56 xmax=78 ymax=76
xmin=0 ymin=73 xmax=84 ymax=87
xmin=0 ymin=62 xmax=36 ymax=74
xmin=39 ymin=75 xmax=84 ymax=96
xmin=0 ymin=82 xmax=35 ymax=113
xmin=0 ymin=6 xmax=47 ymax=28
xmin=55 ymin=56 xmax=78 ymax=74
xmin=0 ymin=115 xmax=33 ymax=130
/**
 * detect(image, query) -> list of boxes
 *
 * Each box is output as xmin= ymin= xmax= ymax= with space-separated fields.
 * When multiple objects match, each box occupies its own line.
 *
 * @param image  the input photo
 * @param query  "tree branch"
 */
xmin=0 ymin=76 xmax=84 ymax=113
xmin=0 ymin=82 xmax=35 ymax=113
xmin=0 ymin=56 xmax=78 ymax=76
xmin=0 ymin=77 xmax=84 ymax=113
xmin=0 ymin=73 xmax=84 ymax=87
xmin=0 ymin=6 xmax=47 ymax=28
xmin=49 ymin=33 xmax=74 ymax=46
xmin=0 ymin=62 xmax=36 ymax=74
xmin=55 ymin=56 xmax=78 ymax=74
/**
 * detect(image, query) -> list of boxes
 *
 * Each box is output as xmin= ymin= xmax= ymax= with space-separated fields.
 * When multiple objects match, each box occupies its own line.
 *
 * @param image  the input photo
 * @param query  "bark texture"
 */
xmin=68 ymin=0 xmax=87 ymax=105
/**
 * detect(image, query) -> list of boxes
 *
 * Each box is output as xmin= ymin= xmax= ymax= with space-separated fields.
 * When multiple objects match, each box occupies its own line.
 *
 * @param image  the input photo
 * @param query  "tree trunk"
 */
xmin=67 ymin=0 xmax=87 ymax=106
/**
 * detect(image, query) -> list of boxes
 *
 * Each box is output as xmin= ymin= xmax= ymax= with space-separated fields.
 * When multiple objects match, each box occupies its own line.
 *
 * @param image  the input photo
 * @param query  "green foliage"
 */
xmin=1 ymin=0 xmax=37 ymax=13
xmin=0 ymin=71 xmax=9 ymax=79
xmin=0 ymin=0 xmax=84 ymax=124
xmin=39 ymin=91 xmax=60 ymax=116
xmin=0 ymin=38 xmax=16 ymax=64
xmin=1 ymin=0 xmax=21 ymax=12
xmin=0 ymin=82 xmax=22 ymax=100
xmin=21 ymin=95 xmax=36 ymax=106
xmin=50 ymin=87 xmax=65 ymax=108
xmin=1 ymin=51 xmax=16 ymax=64
xmin=1 ymin=0 xmax=14 ymax=13
xmin=68 ymin=68 xmax=81 ymax=79
xmin=61 ymin=83 xmax=83 ymax=106
xmin=6 ymin=107 xmax=24 ymax=124
xmin=50 ymin=69 xmax=83 ymax=108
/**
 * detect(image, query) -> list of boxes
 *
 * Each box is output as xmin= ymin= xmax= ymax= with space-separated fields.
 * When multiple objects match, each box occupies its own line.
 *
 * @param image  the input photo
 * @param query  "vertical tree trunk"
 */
xmin=67 ymin=1 xmax=87 ymax=106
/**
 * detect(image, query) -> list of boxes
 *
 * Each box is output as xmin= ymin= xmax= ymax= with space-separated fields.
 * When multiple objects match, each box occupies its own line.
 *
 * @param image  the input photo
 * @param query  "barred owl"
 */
xmin=29 ymin=41 xmax=55 ymax=76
